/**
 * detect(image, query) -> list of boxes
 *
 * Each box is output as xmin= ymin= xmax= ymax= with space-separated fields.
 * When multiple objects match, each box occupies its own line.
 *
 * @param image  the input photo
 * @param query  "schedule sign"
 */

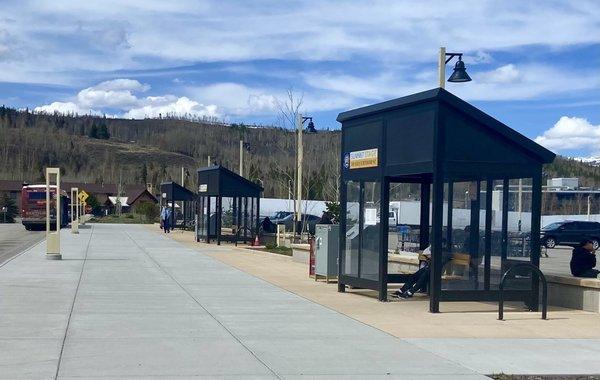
xmin=349 ymin=148 xmax=378 ymax=169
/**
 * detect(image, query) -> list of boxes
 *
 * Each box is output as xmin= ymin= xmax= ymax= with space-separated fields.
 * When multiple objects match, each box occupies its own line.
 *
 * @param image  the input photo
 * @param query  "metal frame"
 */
xmin=499 ymin=262 xmax=547 ymax=320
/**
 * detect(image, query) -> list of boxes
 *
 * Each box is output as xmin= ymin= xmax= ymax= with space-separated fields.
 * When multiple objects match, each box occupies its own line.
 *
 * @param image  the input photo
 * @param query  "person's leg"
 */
xmin=578 ymin=268 xmax=600 ymax=278
xmin=398 ymin=267 xmax=426 ymax=294
xmin=411 ymin=266 xmax=431 ymax=293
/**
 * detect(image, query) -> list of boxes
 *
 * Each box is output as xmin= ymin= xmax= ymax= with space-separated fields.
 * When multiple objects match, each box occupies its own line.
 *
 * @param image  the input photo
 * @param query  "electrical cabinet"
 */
xmin=314 ymin=224 xmax=339 ymax=282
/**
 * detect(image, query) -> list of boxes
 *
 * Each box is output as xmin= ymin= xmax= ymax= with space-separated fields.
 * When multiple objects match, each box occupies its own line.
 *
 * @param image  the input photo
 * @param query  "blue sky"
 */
xmin=0 ymin=0 xmax=599 ymax=158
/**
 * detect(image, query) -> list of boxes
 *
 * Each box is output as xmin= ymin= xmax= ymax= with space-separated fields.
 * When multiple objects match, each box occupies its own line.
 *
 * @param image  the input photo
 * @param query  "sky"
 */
xmin=0 ymin=0 xmax=599 ymax=158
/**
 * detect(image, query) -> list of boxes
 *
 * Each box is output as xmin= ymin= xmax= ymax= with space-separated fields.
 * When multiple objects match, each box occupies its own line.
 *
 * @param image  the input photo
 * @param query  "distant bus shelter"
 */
xmin=160 ymin=181 xmax=195 ymax=229
xmin=337 ymin=88 xmax=555 ymax=313
xmin=196 ymin=165 xmax=263 ymax=245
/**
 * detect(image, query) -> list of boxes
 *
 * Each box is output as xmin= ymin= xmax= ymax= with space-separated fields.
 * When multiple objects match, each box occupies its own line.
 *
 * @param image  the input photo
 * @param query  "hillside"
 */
xmin=0 ymin=107 xmax=340 ymax=200
xmin=1 ymin=107 xmax=599 ymax=200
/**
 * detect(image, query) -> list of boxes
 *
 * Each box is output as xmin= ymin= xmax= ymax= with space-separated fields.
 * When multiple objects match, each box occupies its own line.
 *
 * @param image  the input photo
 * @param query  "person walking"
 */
xmin=160 ymin=205 xmax=170 ymax=233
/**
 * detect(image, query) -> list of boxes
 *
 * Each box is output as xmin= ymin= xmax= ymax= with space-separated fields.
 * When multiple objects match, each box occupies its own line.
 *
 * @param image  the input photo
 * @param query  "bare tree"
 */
xmin=275 ymin=88 xmax=304 ymax=238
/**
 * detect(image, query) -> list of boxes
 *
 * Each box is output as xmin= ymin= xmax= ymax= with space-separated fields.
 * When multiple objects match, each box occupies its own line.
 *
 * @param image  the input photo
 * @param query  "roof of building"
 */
xmin=337 ymin=87 xmax=555 ymax=164
xmin=197 ymin=165 xmax=263 ymax=197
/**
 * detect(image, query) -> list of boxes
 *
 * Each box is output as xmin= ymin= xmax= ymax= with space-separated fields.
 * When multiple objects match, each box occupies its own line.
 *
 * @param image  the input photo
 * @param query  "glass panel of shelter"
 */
xmin=343 ymin=181 xmax=360 ymax=277
xmin=438 ymin=177 xmax=536 ymax=294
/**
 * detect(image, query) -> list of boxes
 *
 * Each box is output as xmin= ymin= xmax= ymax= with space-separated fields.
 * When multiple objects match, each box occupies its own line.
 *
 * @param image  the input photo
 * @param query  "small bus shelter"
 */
xmin=337 ymin=88 xmax=555 ymax=313
xmin=196 ymin=165 xmax=263 ymax=245
xmin=160 ymin=181 xmax=195 ymax=229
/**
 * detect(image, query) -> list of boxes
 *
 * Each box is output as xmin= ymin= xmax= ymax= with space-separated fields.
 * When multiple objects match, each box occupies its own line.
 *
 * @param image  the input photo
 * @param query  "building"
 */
xmin=0 ymin=180 xmax=158 ymax=216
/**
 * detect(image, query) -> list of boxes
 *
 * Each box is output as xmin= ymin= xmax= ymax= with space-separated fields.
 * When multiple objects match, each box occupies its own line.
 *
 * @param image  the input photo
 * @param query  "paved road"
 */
xmin=0 ymin=222 xmax=44 ymax=265
xmin=0 ymin=224 xmax=485 ymax=379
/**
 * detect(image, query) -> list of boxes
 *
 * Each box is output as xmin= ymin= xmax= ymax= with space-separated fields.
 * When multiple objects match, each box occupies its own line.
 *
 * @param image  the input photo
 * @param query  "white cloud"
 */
xmin=188 ymin=83 xmax=279 ymax=116
xmin=1 ymin=1 xmax=599 ymax=85
xmin=34 ymin=101 xmax=100 ymax=115
xmin=123 ymin=96 xmax=217 ymax=119
xmin=535 ymin=116 xmax=600 ymax=155
xmin=478 ymin=64 xmax=522 ymax=84
xmin=77 ymin=79 xmax=146 ymax=110
xmin=35 ymin=78 xmax=219 ymax=119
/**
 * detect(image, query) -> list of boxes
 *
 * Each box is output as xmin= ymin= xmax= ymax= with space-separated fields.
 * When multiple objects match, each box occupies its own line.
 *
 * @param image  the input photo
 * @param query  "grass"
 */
xmin=262 ymin=243 xmax=293 ymax=256
xmin=89 ymin=214 xmax=156 ymax=224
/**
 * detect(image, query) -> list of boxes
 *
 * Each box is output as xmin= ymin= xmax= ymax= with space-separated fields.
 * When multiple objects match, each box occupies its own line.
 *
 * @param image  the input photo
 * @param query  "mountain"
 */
xmin=1 ymin=106 xmax=599 ymax=201
xmin=574 ymin=156 xmax=600 ymax=167
xmin=0 ymin=107 xmax=340 ymax=200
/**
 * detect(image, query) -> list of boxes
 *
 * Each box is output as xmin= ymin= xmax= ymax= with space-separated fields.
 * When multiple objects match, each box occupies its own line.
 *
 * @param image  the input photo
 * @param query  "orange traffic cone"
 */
xmin=253 ymin=235 xmax=260 ymax=246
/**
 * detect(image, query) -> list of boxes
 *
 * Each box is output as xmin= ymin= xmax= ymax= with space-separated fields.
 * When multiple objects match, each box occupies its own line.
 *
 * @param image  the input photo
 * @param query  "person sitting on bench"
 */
xmin=394 ymin=246 xmax=431 ymax=299
xmin=570 ymin=239 xmax=599 ymax=279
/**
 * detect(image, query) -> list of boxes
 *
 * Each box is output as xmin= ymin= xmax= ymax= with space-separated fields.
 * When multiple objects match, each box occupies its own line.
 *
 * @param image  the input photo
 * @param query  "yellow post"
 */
xmin=46 ymin=167 xmax=61 ymax=260
xmin=438 ymin=47 xmax=446 ymax=89
xmin=70 ymin=187 xmax=79 ymax=234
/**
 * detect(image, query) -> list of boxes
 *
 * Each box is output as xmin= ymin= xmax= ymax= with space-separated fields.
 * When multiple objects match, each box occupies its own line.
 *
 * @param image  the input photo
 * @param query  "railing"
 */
xmin=498 ymin=263 xmax=547 ymax=321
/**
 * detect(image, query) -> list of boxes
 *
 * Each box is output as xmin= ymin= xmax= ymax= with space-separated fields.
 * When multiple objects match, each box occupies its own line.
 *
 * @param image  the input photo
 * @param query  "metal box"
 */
xmin=315 ymin=224 xmax=339 ymax=282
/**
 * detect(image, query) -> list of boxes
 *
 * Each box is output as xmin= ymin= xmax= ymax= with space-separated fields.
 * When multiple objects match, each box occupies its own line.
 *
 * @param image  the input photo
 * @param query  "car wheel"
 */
xmin=545 ymin=237 xmax=556 ymax=249
xmin=592 ymin=239 xmax=600 ymax=250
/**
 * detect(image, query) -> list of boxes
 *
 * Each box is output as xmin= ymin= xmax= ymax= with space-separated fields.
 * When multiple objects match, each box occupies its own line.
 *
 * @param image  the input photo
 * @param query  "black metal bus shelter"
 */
xmin=337 ymin=88 xmax=555 ymax=313
xmin=160 ymin=181 xmax=195 ymax=229
xmin=196 ymin=165 xmax=263 ymax=245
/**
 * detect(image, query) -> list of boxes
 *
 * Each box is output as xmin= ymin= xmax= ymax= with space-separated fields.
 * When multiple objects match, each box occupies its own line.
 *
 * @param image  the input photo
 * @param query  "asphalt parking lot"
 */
xmin=0 ymin=222 xmax=44 ymax=265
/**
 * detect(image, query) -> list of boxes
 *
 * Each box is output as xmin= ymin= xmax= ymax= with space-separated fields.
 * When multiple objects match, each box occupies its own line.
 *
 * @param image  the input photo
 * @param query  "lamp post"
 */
xmin=294 ymin=114 xmax=316 ymax=239
xmin=438 ymin=47 xmax=472 ymax=89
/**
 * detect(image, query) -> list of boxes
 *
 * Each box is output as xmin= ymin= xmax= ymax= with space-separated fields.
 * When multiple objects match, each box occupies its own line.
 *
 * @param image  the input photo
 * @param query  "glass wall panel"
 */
xmin=388 ymin=183 xmax=422 ymax=254
xmin=361 ymin=182 xmax=380 ymax=280
xmin=508 ymin=178 xmax=533 ymax=261
xmin=343 ymin=181 xmax=360 ymax=276
xmin=442 ymin=181 xmax=481 ymax=290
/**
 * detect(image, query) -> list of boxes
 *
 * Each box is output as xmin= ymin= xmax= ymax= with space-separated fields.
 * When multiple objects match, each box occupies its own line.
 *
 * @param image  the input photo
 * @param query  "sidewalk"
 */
xmin=1 ymin=224 xmax=486 ymax=379
xmin=158 ymin=226 xmax=600 ymax=375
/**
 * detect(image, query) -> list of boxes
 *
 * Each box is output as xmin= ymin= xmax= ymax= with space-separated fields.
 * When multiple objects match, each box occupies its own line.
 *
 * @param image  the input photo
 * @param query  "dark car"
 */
xmin=541 ymin=221 xmax=600 ymax=249
xmin=278 ymin=213 xmax=321 ymax=235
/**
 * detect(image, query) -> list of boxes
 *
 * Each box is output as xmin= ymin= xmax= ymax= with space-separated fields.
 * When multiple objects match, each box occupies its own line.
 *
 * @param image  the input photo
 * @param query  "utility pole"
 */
xmin=295 ymin=113 xmax=303 ymax=239
xmin=207 ymin=156 xmax=211 ymax=166
xmin=518 ymin=178 xmax=523 ymax=231
xmin=438 ymin=47 xmax=446 ymax=89
xmin=239 ymin=140 xmax=244 ymax=176
xmin=181 ymin=167 xmax=185 ymax=187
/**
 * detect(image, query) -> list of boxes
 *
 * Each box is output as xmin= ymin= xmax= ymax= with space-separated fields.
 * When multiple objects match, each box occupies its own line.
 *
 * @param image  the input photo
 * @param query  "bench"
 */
xmin=388 ymin=252 xmax=471 ymax=281
xmin=545 ymin=274 xmax=600 ymax=313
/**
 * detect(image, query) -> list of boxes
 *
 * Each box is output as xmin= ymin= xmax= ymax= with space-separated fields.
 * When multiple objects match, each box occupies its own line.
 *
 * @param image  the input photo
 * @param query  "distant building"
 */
xmin=546 ymin=177 xmax=579 ymax=190
xmin=0 ymin=180 xmax=158 ymax=216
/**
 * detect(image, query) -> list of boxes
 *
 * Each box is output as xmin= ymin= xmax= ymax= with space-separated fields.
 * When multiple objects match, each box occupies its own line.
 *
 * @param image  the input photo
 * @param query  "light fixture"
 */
xmin=448 ymin=56 xmax=471 ymax=83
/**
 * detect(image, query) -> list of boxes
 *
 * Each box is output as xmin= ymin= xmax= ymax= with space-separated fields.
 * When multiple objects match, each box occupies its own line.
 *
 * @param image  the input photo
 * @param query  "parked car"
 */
xmin=269 ymin=211 xmax=294 ymax=225
xmin=541 ymin=221 xmax=600 ymax=249
xmin=277 ymin=213 xmax=321 ymax=235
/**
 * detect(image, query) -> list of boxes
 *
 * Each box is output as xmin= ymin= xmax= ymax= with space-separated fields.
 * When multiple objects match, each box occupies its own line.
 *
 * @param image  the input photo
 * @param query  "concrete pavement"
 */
xmin=0 ymin=222 xmax=44 ymax=264
xmin=1 ymin=224 xmax=487 ymax=379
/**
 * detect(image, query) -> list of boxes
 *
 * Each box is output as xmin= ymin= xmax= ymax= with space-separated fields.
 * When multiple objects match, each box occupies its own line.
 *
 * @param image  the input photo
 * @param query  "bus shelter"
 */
xmin=196 ymin=165 xmax=263 ymax=245
xmin=337 ymin=88 xmax=555 ymax=313
xmin=160 ymin=181 xmax=195 ymax=229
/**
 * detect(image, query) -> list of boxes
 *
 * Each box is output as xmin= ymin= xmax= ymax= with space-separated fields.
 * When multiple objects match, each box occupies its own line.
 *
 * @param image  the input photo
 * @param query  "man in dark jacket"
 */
xmin=570 ymin=239 xmax=598 ymax=278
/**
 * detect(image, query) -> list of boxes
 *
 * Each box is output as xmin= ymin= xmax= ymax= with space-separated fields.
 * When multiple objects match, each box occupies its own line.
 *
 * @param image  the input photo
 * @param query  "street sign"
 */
xmin=78 ymin=190 xmax=89 ymax=203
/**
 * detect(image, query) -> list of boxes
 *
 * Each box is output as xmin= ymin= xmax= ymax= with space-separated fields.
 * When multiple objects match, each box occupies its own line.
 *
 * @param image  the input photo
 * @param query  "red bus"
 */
xmin=21 ymin=185 xmax=69 ymax=231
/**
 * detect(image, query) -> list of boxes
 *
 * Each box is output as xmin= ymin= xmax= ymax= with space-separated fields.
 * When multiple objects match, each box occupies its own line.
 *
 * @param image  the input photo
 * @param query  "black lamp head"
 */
xmin=306 ymin=119 xmax=317 ymax=133
xmin=448 ymin=57 xmax=472 ymax=83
